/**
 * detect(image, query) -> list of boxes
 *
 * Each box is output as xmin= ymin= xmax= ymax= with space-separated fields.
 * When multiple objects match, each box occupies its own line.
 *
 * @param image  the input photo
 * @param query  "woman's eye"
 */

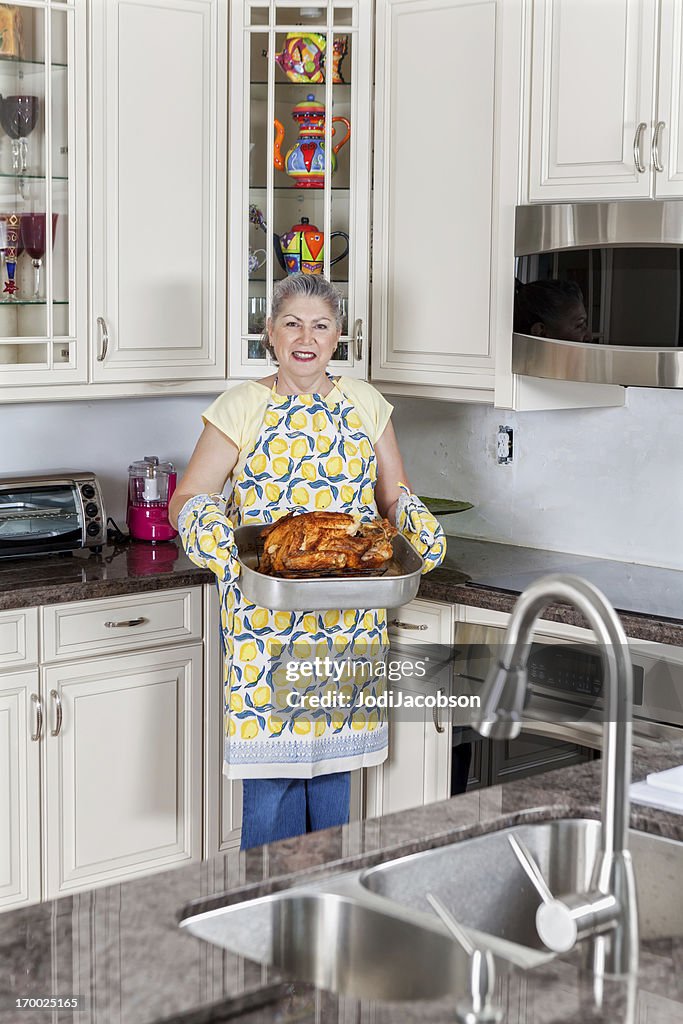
xmin=315 ymin=323 xmax=328 ymax=330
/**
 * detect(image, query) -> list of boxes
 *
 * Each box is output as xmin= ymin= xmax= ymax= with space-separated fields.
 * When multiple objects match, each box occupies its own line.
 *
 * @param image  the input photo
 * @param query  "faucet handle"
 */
xmin=507 ymin=835 xmax=620 ymax=954
xmin=426 ymin=893 xmax=503 ymax=1024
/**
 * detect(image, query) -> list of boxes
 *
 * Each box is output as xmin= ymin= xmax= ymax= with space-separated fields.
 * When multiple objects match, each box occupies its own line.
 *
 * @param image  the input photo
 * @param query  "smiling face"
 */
xmin=267 ymin=295 xmax=341 ymax=381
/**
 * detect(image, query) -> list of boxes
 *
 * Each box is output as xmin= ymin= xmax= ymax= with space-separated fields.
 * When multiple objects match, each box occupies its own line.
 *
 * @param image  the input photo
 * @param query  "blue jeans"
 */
xmin=240 ymin=771 xmax=351 ymax=850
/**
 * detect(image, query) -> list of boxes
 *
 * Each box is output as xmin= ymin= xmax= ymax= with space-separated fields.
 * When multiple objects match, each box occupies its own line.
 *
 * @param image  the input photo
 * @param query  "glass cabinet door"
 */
xmin=0 ymin=1 xmax=86 ymax=388
xmin=229 ymin=0 xmax=372 ymax=377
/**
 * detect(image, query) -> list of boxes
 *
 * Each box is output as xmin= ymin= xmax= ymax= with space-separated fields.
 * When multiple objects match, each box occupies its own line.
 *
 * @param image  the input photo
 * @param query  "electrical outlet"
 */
xmin=496 ymin=426 xmax=514 ymax=464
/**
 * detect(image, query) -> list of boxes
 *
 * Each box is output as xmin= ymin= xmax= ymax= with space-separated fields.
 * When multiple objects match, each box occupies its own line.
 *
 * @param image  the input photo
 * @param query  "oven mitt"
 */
xmin=177 ymin=493 xmax=240 ymax=586
xmin=395 ymin=483 xmax=446 ymax=574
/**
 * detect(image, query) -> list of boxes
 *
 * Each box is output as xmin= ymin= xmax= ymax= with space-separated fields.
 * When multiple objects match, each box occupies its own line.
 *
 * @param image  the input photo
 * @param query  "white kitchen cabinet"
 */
xmin=89 ymin=0 xmax=227 ymax=385
xmin=0 ymin=589 xmax=203 ymax=913
xmin=0 ymin=1 xmax=89 ymax=396
xmin=527 ymin=0 xmax=683 ymax=202
xmin=365 ymin=598 xmax=455 ymax=818
xmin=0 ymin=670 xmax=41 ymax=910
xmin=370 ymin=0 xmax=531 ymax=409
xmin=42 ymin=644 xmax=201 ymax=898
xmin=227 ymin=0 xmax=373 ymax=379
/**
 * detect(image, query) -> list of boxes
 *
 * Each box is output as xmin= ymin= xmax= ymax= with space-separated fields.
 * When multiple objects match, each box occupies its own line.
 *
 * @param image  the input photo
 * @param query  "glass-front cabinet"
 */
xmin=0 ymin=1 xmax=86 ymax=388
xmin=229 ymin=0 xmax=372 ymax=378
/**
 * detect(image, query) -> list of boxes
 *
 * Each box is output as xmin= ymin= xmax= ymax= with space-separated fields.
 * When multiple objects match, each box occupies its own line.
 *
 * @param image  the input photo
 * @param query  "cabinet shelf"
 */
xmin=250 ymin=185 xmax=350 ymax=192
xmin=0 ymin=299 xmax=68 ymax=311
xmin=0 ymin=173 xmax=68 ymax=182
xmin=0 ymin=54 xmax=67 ymax=74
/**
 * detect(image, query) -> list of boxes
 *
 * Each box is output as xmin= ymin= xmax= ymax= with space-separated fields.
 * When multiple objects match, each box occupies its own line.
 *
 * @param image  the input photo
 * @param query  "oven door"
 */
xmin=453 ymin=622 xmax=683 ymax=753
xmin=0 ymin=481 xmax=84 ymax=557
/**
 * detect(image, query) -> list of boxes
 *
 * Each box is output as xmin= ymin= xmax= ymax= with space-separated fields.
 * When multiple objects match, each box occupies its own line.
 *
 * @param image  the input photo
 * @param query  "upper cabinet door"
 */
xmin=0 ymin=1 xmax=88 ymax=392
xmin=228 ymin=0 xmax=373 ymax=379
xmin=653 ymin=0 xmax=683 ymax=196
xmin=90 ymin=0 xmax=227 ymax=383
xmin=527 ymin=0 xmax=657 ymax=201
xmin=371 ymin=0 xmax=503 ymax=391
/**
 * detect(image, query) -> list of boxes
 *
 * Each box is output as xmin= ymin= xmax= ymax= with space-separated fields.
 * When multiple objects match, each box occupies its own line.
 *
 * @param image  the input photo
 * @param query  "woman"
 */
xmin=514 ymin=278 xmax=591 ymax=342
xmin=170 ymin=273 xmax=445 ymax=849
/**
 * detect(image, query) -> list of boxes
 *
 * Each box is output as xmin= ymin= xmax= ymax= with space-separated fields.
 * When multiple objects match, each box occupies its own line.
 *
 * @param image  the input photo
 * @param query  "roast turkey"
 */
xmin=259 ymin=510 xmax=397 ymax=575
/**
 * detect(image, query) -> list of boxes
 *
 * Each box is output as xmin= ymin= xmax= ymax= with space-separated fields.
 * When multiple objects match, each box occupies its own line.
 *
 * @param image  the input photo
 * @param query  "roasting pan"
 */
xmin=234 ymin=524 xmax=423 ymax=611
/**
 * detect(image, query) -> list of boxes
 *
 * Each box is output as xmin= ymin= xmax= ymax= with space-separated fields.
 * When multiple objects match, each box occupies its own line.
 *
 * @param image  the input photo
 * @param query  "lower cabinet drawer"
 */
xmin=0 ymin=608 xmax=38 ymax=668
xmin=41 ymin=588 xmax=202 ymax=662
xmin=387 ymin=598 xmax=453 ymax=646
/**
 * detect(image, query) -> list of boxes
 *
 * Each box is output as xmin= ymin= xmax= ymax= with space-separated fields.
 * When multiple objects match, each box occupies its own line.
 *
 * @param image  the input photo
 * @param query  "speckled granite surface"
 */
xmin=1 ymin=744 xmax=682 ymax=1024
xmin=2 ymin=535 xmax=683 ymax=646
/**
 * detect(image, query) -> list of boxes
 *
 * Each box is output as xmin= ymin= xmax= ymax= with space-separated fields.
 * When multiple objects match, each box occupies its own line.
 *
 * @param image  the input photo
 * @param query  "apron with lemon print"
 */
xmin=220 ymin=377 xmax=389 ymax=780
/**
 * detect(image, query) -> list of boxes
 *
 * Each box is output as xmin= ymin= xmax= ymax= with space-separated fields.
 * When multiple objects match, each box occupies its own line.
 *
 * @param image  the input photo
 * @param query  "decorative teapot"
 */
xmin=274 ymin=216 xmax=349 ymax=275
xmin=273 ymin=94 xmax=350 ymax=189
xmin=274 ymin=32 xmax=347 ymax=84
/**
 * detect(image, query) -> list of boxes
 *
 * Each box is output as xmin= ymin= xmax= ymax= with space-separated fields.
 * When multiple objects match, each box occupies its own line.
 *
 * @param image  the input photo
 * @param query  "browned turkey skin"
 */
xmin=259 ymin=511 xmax=397 ymax=575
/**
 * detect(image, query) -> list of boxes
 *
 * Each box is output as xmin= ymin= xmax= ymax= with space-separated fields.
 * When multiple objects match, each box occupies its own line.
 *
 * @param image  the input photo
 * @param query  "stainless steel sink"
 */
xmin=360 ymin=819 xmax=683 ymax=950
xmin=179 ymin=819 xmax=683 ymax=1002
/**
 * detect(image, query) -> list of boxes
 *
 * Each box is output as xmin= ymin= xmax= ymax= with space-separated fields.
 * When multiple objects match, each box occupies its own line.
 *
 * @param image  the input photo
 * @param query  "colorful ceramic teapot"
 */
xmin=274 ymin=216 xmax=349 ymax=275
xmin=273 ymin=94 xmax=351 ymax=189
xmin=274 ymin=32 xmax=347 ymax=84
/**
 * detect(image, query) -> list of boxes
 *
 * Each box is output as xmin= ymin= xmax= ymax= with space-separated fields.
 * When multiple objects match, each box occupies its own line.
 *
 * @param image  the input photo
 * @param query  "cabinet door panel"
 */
xmin=90 ymin=0 xmax=226 ymax=382
xmin=372 ymin=0 xmax=497 ymax=388
xmin=43 ymin=646 xmax=201 ymax=898
xmin=528 ymin=0 xmax=657 ymax=200
xmin=0 ymin=672 xmax=41 ymax=910
xmin=654 ymin=0 xmax=683 ymax=196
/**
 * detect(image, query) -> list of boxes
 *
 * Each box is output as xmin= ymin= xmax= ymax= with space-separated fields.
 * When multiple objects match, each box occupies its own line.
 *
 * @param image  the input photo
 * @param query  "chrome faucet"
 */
xmin=473 ymin=574 xmax=638 ymax=978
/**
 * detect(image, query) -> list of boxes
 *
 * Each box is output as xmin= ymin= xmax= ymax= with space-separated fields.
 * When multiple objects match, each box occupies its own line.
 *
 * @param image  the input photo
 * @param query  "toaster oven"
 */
xmin=0 ymin=472 xmax=107 ymax=558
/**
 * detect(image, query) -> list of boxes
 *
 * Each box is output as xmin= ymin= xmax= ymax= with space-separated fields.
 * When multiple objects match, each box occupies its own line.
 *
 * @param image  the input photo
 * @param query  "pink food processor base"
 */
xmin=127 ymin=504 xmax=178 ymax=543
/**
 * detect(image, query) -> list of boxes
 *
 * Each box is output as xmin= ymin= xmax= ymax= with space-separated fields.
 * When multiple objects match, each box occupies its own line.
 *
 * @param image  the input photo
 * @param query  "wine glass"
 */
xmin=1 ymin=212 xmax=23 ymax=300
xmin=21 ymin=213 xmax=58 ymax=300
xmin=0 ymin=95 xmax=39 ymax=173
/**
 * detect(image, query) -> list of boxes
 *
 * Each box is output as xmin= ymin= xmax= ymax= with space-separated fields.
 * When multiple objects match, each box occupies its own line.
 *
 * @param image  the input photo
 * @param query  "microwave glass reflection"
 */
xmin=515 ymin=248 xmax=683 ymax=347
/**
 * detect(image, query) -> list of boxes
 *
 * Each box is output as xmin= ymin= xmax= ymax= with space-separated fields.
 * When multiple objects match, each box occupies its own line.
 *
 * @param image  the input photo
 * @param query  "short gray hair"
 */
xmin=262 ymin=273 xmax=342 ymax=360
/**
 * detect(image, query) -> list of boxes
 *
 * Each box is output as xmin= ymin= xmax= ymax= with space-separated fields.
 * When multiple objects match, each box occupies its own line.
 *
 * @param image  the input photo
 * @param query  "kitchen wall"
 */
xmin=1 ymin=386 xmax=681 ymax=570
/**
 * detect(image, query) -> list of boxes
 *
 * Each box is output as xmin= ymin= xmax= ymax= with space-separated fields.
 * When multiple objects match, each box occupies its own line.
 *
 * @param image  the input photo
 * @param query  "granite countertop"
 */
xmin=3 ymin=534 xmax=683 ymax=646
xmin=1 ymin=744 xmax=682 ymax=1024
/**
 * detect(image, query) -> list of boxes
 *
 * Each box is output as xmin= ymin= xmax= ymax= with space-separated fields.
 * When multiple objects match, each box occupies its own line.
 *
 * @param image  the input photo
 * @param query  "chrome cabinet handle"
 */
xmin=633 ymin=122 xmax=647 ymax=173
xmin=31 ymin=694 xmax=43 ymax=741
xmin=653 ymin=120 xmax=665 ymax=173
xmin=433 ymin=689 xmax=445 ymax=733
xmin=353 ymin=317 xmax=363 ymax=360
xmin=104 ymin=616 xmax=146 ymax=628
xmin=389 ymin=619 xmax=428 ymax=630
xmin=96 ymin=316 xmax=109 ymax=361
xmin=50 ymin=689 xmax=63 ymax=737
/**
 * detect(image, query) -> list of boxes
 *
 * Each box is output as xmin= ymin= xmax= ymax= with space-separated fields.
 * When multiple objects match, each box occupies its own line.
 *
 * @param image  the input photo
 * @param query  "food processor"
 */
xmin=126 ymin=456 xmax=177 ymax=542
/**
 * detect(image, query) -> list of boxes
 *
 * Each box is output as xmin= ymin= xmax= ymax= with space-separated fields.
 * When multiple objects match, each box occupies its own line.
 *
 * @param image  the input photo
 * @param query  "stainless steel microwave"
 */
xmin=513 ymin=201 xmax=683 ymax=387
xmin=0 ymin=472 xmax=106 ymax=558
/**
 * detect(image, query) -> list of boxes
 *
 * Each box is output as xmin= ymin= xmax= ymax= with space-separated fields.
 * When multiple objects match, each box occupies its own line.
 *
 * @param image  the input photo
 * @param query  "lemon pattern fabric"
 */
xmin=395 ymin=483 xmax=447 ymax=575
xmin=179 ymin=376 xmax=394 ymax=780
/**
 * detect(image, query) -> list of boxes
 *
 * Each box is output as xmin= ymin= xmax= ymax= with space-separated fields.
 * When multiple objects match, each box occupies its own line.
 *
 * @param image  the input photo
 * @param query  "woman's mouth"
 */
xmin=292 ymin=350 xmax=316 ymax=362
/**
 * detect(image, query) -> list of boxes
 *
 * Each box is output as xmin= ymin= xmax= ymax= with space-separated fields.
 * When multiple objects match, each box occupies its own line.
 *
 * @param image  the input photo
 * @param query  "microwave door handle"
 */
xmin=633 ymin=122 xmax=647 ymax=174
xmin=653 ymin=120 xmax=665 ymax=173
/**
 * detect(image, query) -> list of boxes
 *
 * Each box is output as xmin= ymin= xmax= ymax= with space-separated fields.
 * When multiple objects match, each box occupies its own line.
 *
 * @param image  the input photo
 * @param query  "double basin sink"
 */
xmin=179 ymin=819 xmax=683 ymax=1002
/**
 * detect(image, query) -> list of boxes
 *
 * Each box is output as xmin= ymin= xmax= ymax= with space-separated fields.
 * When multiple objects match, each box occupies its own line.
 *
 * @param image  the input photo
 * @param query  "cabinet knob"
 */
xmin=633 ymin=122 xmax=647 ymax=174
xmin=96 ymin=316 xmax=109 ymax=361
xmin=652 ymin=120 xmax=666 ymax=173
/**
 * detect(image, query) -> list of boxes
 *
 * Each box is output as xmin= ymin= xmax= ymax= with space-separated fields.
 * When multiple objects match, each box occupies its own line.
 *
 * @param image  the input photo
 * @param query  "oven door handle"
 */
xmin=520 ymin=714 xmax=678 ymax=751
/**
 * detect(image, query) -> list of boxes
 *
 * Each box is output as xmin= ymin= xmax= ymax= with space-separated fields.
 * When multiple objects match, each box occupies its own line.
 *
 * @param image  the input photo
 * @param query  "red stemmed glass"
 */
xmin=20 ymin=213 xmax=57 ymax=300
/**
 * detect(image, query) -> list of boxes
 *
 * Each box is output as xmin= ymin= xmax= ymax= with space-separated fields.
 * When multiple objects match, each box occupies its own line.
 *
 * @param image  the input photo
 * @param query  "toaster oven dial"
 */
xmin=86 ymin=521 xmax=100 ymax=537
xmin=85 ymin=502 xmax=99 ymax=518
xmin=81 ymin=483 xmax=96 ymax=499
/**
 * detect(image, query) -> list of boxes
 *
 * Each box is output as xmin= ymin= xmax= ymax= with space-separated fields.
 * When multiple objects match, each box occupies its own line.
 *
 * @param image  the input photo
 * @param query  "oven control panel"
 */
xmin=528 ymin=644 xmax=644 ymax=706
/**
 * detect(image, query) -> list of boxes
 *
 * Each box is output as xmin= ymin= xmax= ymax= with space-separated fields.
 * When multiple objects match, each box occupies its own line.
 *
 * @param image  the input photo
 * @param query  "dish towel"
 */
xmin=630 ymin=764 xmax=683 ymax=814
